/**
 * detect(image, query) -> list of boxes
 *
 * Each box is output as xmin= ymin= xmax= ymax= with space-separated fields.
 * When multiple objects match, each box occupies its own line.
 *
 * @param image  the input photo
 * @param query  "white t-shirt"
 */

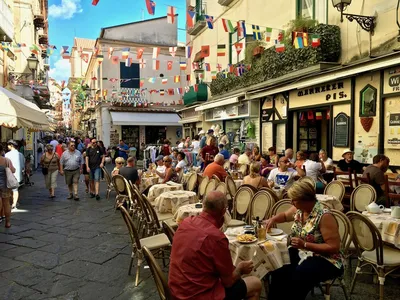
xmin=191 ymin=141 xmax=200 ymax=152
xmin=322 ymin=157 xmax=334 ymax=172
xmin=176 ymin=160 xmax=187 ymax=169
xmin=238 ymin=153 xmax=250 ymax=165
xmin=303 ymin=160 xmax=322 ymax=182
xmin=5 ymin=149 xmax=24 ymax=183
xmin=178 ymin=142 xmax=184 ymax=148
xmin=156 ymin=165 xmax=166 ymax=174
xmin=268 ymin=168 xmax=297 ymax=188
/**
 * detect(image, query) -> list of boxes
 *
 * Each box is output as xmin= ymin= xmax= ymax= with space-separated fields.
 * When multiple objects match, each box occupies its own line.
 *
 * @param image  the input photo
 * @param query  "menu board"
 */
xmin=333 ymin=113 xmax=350 ymax=147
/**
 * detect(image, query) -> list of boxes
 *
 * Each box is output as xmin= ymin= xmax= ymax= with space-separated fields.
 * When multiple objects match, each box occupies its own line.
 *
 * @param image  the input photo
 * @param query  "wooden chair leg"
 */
xmin=350 ymin=262 xmax=361 ymax=293
xmin=135 ymin=258 xmax=142 ymax=286
xmin=128 ymin=256 xmax=134 ymax=275
xmin=378 ymin=268 xmax=385 ymax=300
xmin=339 ymin=278 xmax=350 ymax=300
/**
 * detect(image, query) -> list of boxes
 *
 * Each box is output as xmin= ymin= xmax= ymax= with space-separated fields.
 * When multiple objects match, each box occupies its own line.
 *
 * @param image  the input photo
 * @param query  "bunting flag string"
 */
xmin=167 ymin=6 xmax=176 ymax=24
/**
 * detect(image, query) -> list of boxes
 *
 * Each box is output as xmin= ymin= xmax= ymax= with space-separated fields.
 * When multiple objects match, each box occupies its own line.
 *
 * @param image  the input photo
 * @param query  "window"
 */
xmin=296 ymin=0 xmax=327 ymax=24
xmin=229 ymin=30 xmax=253 ymax=65
xmin=120 ymin=63 xmax=140 ymax=88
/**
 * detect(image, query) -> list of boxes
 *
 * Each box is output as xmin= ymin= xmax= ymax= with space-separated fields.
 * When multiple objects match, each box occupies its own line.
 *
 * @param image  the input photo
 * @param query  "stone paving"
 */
xmin=0 ymin=170 xmax=399 ymax=300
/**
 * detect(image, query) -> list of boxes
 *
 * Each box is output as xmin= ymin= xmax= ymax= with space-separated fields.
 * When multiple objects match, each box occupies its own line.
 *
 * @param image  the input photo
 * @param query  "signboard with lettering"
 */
xmin=387 ymin=113 xmax=400 ymax=148
xmin=333 ymin=113 xmax=350 ymax=147
xmin=383 ymin=67 xmax=400 ymax=95
xmin=289 ymin=79 xmax=352 ymax=109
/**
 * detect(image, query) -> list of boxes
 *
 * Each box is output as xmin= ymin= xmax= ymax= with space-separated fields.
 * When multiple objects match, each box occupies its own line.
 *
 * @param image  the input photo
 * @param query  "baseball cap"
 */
xmin=155 ymin=155 xmax=164 ymax=162
xmin=207 ymin=129 xmax=214 ymax=134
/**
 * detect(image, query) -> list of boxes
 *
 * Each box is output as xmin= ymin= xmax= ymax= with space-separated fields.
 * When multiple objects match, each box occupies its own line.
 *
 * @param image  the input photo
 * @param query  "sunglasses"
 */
xmin=163 ymin=160 xmax=171 ymax=163
xmin=117 ymin=162 xmax=123 ymax=165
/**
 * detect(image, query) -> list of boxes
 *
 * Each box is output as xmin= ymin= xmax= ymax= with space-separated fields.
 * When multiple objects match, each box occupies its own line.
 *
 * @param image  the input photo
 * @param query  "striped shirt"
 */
xmin=60 ymin=150 xmax=83 ymax=171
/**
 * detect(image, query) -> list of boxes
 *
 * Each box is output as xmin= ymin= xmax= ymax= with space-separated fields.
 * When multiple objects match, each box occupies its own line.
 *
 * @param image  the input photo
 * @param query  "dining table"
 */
xmin=139 ymin=174 xmax=160 ymax=193
xmin=225 ymin=226 xmax=290 ymax=279
xmin=147 ymin=182 xmax=184 ymax=201
xmin=362 ymin=211 xmax=400 ymax=249
xmin=153 ymin=190 xmax=197 ymax=214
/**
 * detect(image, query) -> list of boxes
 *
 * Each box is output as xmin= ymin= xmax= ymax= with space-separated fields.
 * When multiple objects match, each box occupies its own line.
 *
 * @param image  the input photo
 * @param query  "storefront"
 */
xmin=177 ymin=105 xmax=207 ymax=139
xmin=196 ymin=97 xmax=260 ymax=150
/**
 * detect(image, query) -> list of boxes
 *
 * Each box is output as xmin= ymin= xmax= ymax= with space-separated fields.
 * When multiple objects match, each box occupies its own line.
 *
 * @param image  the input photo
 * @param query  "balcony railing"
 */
xmin=218 ymin=0 xmax=234 ymax=6
xmin=0 ymin=0 xmax=14 ymax=41
xmin=187 ymin=0 xmax=207 ymax=36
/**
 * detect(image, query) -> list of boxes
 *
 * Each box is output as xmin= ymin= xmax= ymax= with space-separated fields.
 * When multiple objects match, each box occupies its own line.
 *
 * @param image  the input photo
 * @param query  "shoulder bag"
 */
xmin=5 ymin=158 xmax=19 ymax=189
xmin=42 ymin=153 xmax=55 ymax=175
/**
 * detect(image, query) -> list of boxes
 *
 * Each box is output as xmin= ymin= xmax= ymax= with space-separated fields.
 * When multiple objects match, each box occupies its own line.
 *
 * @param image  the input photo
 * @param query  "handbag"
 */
xmin=5 ymin=158 xmax=18 ymax=189
xmin=42 ymin=153 xmax=55 ymax=175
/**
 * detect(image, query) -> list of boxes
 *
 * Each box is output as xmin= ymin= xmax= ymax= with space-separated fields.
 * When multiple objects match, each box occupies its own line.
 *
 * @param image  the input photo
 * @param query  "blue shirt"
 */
xmin=118 ymin=144 xmax=129 ymax=159
xmin=199 ymin=136 xmax=207 ymax=148
xmin=219 ymin=149 xmax=230 ymax=160
xmin=77 ymin=142 xmax=85 ymax=152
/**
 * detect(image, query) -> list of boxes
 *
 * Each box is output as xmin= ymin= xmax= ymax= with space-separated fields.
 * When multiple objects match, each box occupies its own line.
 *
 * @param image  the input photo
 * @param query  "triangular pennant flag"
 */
xmin=167 ymin=61 xmax=173 ymax=70
xmin=146 ymin=0 xmax=156 ymax=15
xmin=152 ymin=47 xmax=160 ymax=58
xmin=234 ymin=43 xmax=243 ymax=55
xmin=167 ymin=6 xmax=176 ymax=24
xmin=221 ymin=18 xmax=235 ymax=33
xmin=265 ymin=27 xmax=273 ymax=42
xmin=180 ymin=62 xmax=187 ymax=70
xmin=205 ymin=15 xmax=214 ymax=29
xmin=201 ymin=45 xmax=210 ymax=58
xmin=137 ymin=48 xmax=144 ymax=59
xmin=217 ymin=44 xmax=226 ymax=57
xmin=153 ymin=60 xmax=160 ymax=70
xmin=169 ymin=47 xmax=177 ymax=57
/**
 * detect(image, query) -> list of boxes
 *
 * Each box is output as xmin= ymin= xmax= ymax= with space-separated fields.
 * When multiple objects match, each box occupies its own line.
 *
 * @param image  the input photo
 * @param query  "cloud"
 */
xmin=49 ymin=0 xmax=83 ymax=19
xmin=48 ymin=58 xmax=71 ymax=83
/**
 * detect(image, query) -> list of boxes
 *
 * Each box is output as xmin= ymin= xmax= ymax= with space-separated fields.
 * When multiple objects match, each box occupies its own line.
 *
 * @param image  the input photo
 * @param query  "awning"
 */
xmin=183 ymin=83 xmax=208 ymax=106
xmin=110 ymin=112 xmax=181 ymax=126
xmin=195 ymin=96 xmax=239 ymax=111
xmin=0 ymin=87 xmax=49 ymax=131
xmin=178 ymin=116 xmax=202 ymax=124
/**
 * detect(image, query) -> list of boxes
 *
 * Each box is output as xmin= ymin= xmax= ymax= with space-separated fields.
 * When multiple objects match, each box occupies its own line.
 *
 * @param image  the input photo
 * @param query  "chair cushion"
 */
xmin=140 ymin=233 xmax=171 ymax=250
xmin=157 ymin=212 xmax=174 ymax=221
xmin=227 ymin=219 xmax=246 ymax=227
xmin=162 ymin=218 xmax=178 ymax=230
xmin=362 ymin=246 xmax=400 ymax=266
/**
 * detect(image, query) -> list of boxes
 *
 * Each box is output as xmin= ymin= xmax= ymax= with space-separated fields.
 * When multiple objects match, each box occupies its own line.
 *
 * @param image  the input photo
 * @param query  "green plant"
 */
xmin=244 ymin=40 xmax=263 ymax=64
xmin=283 ymin=18 xmax=318 ymax=46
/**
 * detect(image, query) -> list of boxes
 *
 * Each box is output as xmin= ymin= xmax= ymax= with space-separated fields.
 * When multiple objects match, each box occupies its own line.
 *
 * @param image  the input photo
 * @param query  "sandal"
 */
xmin=67 ymin=194 xmax=73 ymax=200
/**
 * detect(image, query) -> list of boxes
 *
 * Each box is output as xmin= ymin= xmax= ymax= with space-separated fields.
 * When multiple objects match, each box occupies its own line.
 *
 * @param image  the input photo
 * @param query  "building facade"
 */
xmin=184 ymin=0 xmax=400 ymax=167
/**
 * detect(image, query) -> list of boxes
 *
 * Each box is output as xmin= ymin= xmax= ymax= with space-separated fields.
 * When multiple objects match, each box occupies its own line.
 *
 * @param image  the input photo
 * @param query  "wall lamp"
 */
xmin=332 ymin=0 xmax=375 ymax=32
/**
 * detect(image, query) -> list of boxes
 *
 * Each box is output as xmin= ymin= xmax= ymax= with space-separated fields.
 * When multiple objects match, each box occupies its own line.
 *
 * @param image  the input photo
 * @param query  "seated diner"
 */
xmin=243 ymin=163 xmax=269 ymax=189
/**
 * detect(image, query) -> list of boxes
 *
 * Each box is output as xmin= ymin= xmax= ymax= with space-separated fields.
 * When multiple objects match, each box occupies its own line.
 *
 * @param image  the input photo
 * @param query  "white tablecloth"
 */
xmin=148 ymin=183 xmax=184 ymax=201
xmin=362 ymin=211 xmax=400 ymax=249
xmin=139 ymin=175 xmax=159 ymax=193
xmin=154 ymin=190 xmax=197 ymax=214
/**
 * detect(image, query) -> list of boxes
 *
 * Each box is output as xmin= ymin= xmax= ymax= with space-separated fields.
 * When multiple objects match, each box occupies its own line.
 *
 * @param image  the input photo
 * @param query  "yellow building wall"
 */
xmin=384 ymin=96 xmax=400 ymax=166
xmin=332 ymin=103 xmax=351 ymax=161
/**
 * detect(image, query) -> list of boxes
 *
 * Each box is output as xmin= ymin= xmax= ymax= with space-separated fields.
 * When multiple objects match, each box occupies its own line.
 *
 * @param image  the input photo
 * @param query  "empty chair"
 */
xmin=102 ymin=167 xmax=115 ymax=200
xmin=250 ymin=190 xmax=274 ymax=221
xmin=215 ymin=182 xmax=227 ymax=195
xmin=205 ymin=179 xmax=217 ymax=196
xmin=212 ymin=174 xmax=221 ymax=183
xmin=198 ymin=175 xmax=209 ymax=199
xmin=324 ymin=180 xmax=345 ymax=203
xmin=186 ymin=173 xmax=197 ymax=192
xmin=225 ymin=175 xmax=237 ymax=199
xmin=231 ymin=186 xmax=255 ymax=224
xmin=162 ymin=221 xmax=176 ymax=244
xmin=269 ymin=199 xmax=293 ymax=234
xmin=350 ymin=184 xmax=376 ymax=212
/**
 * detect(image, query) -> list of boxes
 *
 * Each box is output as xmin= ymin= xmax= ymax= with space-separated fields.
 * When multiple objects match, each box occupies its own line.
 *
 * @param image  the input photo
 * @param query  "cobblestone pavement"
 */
xmin=0 ymin=170 xmax=399 ymax=300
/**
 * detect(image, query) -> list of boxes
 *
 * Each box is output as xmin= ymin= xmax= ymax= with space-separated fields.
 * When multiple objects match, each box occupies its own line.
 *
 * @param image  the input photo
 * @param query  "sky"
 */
xmin=48 ymin=0 xmax=186 ymax=83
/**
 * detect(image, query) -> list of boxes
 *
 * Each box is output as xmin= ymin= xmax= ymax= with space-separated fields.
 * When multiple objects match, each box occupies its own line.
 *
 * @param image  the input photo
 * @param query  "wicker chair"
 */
xmin=162 ymin=221 xmax=176 ymax=244
xmin=249 ymin=190 xmax=274 ymax=221
xmin=384 ymin=175 xmax=400 ymax=207
xmin=229 ymin=186 xmax=255 ymax=226
xmin=298 ymin=176 xmax=316 ymax=189
xmin=350 ymin=184 xmax=376 ymax=212
xmin=324 ymin=180 xmax=345 ymax=203
xmin=118 ymin=205 xmax=171 ymax=286
xmin=142 ymin=246 xmax=172 ymax=300
xmin=347 ymin=211 xmax=400 ymax=300
xmin=269 ymin=199 xmax=294 ymax=234
xmin=212 ymin=174 xmax=221 ymax=183
xmin=205 ymin=179 xmax=217 ymax=196
xmin=112 ymin=175 xmax=133 ymax=212
xmin=102 ymin=167 xmax=115 ymax=200
xmin=215 ymin=182 xmax=227 ymax=195
xmin=259 ymin=187 xmax=280 ymax=203
xmin=223 ymin=160 xmax=230 ymax=170
xmin=186 ymin=173 xmax=197 ymax=192
xmin=198 ymin=175 xmax=209 ymax=199
xmin=225 ymin=175 xmax=237 ymax=199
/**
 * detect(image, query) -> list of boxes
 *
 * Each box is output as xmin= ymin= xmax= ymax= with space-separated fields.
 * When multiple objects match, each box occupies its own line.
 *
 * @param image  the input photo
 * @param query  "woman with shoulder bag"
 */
xmin=0 ymin=144 xmax=16 ymax=228
xmin=40 ymin=144 xmax=61 ymax=198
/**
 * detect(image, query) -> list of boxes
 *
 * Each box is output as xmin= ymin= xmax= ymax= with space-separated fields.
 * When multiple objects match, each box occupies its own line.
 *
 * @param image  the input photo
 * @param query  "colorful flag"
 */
xmin=216 ymin=63 xmax=222 ymax=72
xmin=277 ymin=30 xmax=284 ymax=42
xmin=139 ymin=59 xmax=146 ymax=69
xmin=121 ymin=48 xmax=130 ymax=59
xmin=96 ymin=55 xmax=104 ymax=64
xmin=236 ymin=64 xmax=246 ymax=76
xmin=252 ymin=25 xmax=261 ymax=40
xmin=201 ymin=45 xmax=210 ymax=58
xmin=293 ymin=32 xmax=308 ymax=49
xmin=311 ymin=34 xmax=321 ymax=47
xmin=180 ymin=62 xmax=187 ymax=70
xmin=307 ymin=110 xmax=314 ymax=120
xmin=227 ymin=64 xmax=234 ymax=73
xmin=174 ymin=76 xmax=180 ymax=83
xmin=265 ymin=27 xmax=273 ymax=42
xmin=315 ymin=112 xmax=322 ymax=120
xmin=234 ymin=43 xmax=243 ymax=55
xmin=204 ymin=15 xmax=214 ymax=29
xmin=192 ymin=62 xmax=199 ymax=70
xmin=137 ymin=48 xmax=144 ymax=59
xmin=148 ymin=77 xmax=156 ymax=83
xmin=92 ymin=0 xmax=99 ymax=5
xmin=153 ymin=60 xmax=160 ymax=70
xmin=167 ymin=61 xmax=173 ymax=70
xmin=145 ymin=0 xmax=156 ymax=15
xmin=187 ymin=10 xmax=195 ymax=28
xmin=160 ymin=89 xmax=165 ymax=96
xmin=46 ymin=47 xmax=53 ymax=56
xmin=204 ymin=63 xmax=210 ymax=71
xmin=186 ymin=74 xmax=191 ymax=81
xmin=168 ymin=89 xmax=174 ymax=96
xmin=60 ymin=46 xmax=69 ymax=55
xmin=107 ymin=47 xmax=113 ymax=59
xmin=111 ymin=56 xmax=119 ymax=64
xmin=211 ymin=71 xmax=217 ymax=80
xmin=169 ymin=47 xmax=177 ymax=57
xmin=237 ymin=21 xmax=246 ymax=39
xmin=176 ymin=87 xmax=183 ymax=94
xmin=162 ymin=78 xmax=168 ymax=84
xmin=303 ymin=33 xmax=309 ymax=47
xmin=152 ymin=47 xmax=160 ymax=58
xmin=140 ymin=79 xmax=145 ymax=87
xmin=125 ymin=58 xmax=132 ymax=67
xmin=167 ymin=6 xmax=176 ymax=24
xmin=221 ymin=18 xmax=235 ymax=33
xmin=217 ymin=44 xmax=226 ymax=57
xmin=194 ymin=84 xmax=199 ymax=92
xmin=186 ymin=46 xmax=192 ymax=58
xmin=275 ymin=41 xmax=285 ymax=53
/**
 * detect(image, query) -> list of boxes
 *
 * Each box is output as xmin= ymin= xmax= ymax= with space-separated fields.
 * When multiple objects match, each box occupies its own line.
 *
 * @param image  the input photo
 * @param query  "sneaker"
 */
xmin=0 ymin=216 xmax=3 ymax=223
xmin=74 ymin=195 xmax=80 ymax=201
xmin=67 ymin=194 xmax=73 ymax=200
xmin=95 ymin=194 xmax=100 ymax=200
xmin=90 ymin=193 xmax=95 ymax=198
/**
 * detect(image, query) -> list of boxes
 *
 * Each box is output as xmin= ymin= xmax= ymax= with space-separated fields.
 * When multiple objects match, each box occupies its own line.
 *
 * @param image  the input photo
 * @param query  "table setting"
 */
xmin=139 ymin=173 xmax=160 ymax=192
xmin=173 ymin=203 xmax=231 ymax=228
xmin=148 ymin=182 xmax=184 ymax=201
xmin=153 ymin=190 xmax=197 ymax=214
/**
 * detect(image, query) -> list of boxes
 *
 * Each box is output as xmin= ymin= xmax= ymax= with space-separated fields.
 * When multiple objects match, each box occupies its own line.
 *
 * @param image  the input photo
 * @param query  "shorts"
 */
xmin=89 ymin=167 xmax=102 ymax=182
xmin=64 ymin=169 xmax=80 ymax=185
xmin=0 ymin=188 xmax=12 ymax=199
xmin=224 ymin=278 xmax=247 ymax=300
xmin=45 ymin=170 xmax=58 ymax=189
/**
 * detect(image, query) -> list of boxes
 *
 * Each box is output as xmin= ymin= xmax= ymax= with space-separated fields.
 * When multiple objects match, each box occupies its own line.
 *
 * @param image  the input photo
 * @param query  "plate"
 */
xmin=236 ymin=234 xmax=257 ymax=244
xmin=267 ymin=228 xmax=284 ymax=236
xmin=383 ymin=208 xmax=391 ymax=213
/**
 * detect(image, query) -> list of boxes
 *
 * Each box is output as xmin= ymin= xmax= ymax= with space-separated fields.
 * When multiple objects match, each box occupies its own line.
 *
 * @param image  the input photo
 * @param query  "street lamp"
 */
xmin=27 ymin=54 xmax=39 ymax=79
xmin=332 ymin=0 xmax=375 ymax=32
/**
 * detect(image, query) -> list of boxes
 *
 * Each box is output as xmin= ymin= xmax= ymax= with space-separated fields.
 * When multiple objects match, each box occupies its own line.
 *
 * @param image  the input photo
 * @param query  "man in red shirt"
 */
xmin=200 ymin=136 xmax=219 ymax=169
xmin=203 ymin=154 xmax=228 ymax=181
xmin=169 ymin=191 xmax=262 ymax=300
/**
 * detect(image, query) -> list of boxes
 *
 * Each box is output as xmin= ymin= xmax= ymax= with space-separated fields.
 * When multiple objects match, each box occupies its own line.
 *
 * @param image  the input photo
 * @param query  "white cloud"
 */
xmin=49 ymin=0 xmax=83 ymax=19
xmin=48 ymin=58 xmax=71 ymax=83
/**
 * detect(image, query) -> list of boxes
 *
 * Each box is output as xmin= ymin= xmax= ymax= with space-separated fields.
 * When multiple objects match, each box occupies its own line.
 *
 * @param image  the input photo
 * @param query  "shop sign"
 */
xmin=333 ymin=113 xmax=350 ymax=147
xmin=26 ymin=130 xmax=33 ymax=151
xmin=384 ymin=67 xmax=400 ymax=94
xmin=387 ymin=113 xmax=400 ymax=148
xmin=389 ymin=113 xmax=400 ymax=126
xmin=261 ymin=109 xmax=273 ymax=122
xmin=289 ymin=79 xmax=351 ymax=109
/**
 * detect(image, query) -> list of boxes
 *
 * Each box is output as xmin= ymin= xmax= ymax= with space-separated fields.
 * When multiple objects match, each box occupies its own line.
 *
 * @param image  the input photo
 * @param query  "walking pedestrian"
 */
xmin=5 ymin=140 xmax=24 ymax=209
xmin=37 ymin=139 xmax=44 ymax=167
xmin=86 ymin=138 xmax=105 ymax=200
xmin=0 ymin=145 xmax=15 ymax=228
xmin=40 ymin=144 xmax=60 ymax=198
xmin=60 ymin=142 xmax=83 ymax=201
xmin=82 ymin=150 xmax=90 ymax=193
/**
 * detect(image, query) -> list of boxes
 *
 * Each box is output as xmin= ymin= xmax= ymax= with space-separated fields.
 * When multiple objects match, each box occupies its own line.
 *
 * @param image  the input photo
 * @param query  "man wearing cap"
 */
xmin=154 ymin=155 xmax=166 ymax=177
xmin=337 ymin=149 xmax=363 ymax=174
xmin=218 ymin=144 xmax=230 ymax=160
xmin=5 ymin=140 xmax=25 ymax=209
